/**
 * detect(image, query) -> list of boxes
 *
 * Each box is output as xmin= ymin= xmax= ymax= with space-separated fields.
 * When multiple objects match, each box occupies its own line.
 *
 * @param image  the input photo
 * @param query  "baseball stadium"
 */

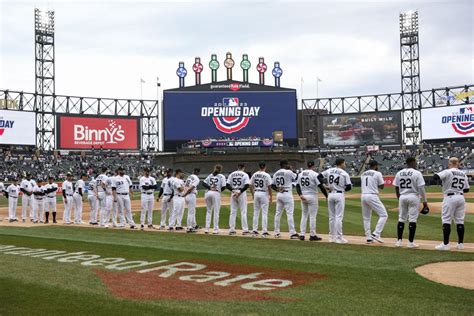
xmin=0 ymin=1 xmax=473 ymax=315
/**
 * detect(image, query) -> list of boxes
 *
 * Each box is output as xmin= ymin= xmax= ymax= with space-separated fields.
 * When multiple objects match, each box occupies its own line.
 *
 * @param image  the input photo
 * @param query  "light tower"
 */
xmin=400 ymin=10 xmax=421 ymax=144
xmin=34 ymin=8 xmax=55 ymax=149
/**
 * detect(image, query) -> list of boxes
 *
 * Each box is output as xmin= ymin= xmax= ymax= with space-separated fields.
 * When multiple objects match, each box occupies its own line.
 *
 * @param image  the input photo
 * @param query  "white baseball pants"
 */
xmin=140 ymin=193 xmax=155 ymax=226
xmin=300 ymin=194 xmax=318 ymax=237
xmin=63 ymin=196 xmax=74 ymax=223
xmin=21 ymin=194 xmax=32 ymax=220
xmin=205 ymin=191 xmax=221 ymax=231
xmin=185 ymin=193 xmax=197 ymax=228
xmin=252 ymin=192 xmax=269 ymax=233
xmin=45 ymin=196 xmax=57 ymax=214
xmin=328 ymin=192 xmax=345 ymax=239
xmin=274 ymin=192 xmax=296 ymax=235
xmin=8 ymin=197 xmax=18 ymax=220
xmin=117 ymin=194 xmax=135 ymax=227
xmin=160 ymin=196 xmax=173 ymax=227
xmin=88 ymin=195 xmax=98 ymax=223
xmin=441 ymin=195 xmax=465 ymax=225
xmin=33 ymin=198 xmax=44 ymax=222
xmin=73 ymin=193 xmax=83 ymax=223
xmin=361 ymin=194 xmax=388 ymax=238
xmin=229 ymin=192 xmax=249 ymax=232
xmin=170 ymin=196 xmax=185 ymax=228
xmin=398 ymin=194 xmax=420 ymax=223
xmin=112 ymin=199 xmax=125 ymax=226
xmin=100 ymin=195 xmax=113 ymax=226
xmin=98 ymin=192 xmax=107 ymax=224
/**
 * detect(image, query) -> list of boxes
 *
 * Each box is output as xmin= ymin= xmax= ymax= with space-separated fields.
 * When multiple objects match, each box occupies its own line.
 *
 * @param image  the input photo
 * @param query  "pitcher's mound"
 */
xmin=415 ymin=261 xmax=474 ymax=290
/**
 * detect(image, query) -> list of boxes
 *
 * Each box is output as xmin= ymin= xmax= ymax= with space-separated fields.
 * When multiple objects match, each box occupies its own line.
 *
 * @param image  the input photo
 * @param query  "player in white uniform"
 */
xmin=73 ymin=173 xmax=87 ymax=225
xmin=433 ymin=157 xmax=470 ymax=250
xmin=360 ymin=160 xmax=388 ymax=244
xmin=296 ymin=161 xmax=328 ymax=241
xmin=62 ymin=173 xmax=74 ymax=224
xmin=250 ymin=162 xmax=273 ymax=237
xmin=169 ymin=169 xmax=186 ymax=230
xmin=20 ymin=173 xmax=35 ymax=222
xmin=112 ymin=169 xmax=125 ymax=227
xmin=226 ymin=164 xmax=251 ymax=235
xmin=183 ymin=168 xmax=200 ymax=233
xmin=6 ymin=179 xmax=20 ymax=222
xmin=32 ymin=179 xmax=46 ymax=223
xmin=139 ymin=167 xmax=157 ymax=230
xmin=322 ymin=158 xmax=352 ymax=244
xmin=44 ymin=176 xmax=58 ymax=224
xmin=87 ymin=176 xmax=99 ymax=225
xmin=157 ymin=168 xmax=174 ymax=229
xmin=112 ymin=167 xmax=136 ymax=229
xmin=203 ymin=164 xmax=227 ymax=234
xmin=101 ymin=172 xmax=115 ymax=228
xmin=393 ymin=157 xmax=429 ymax=248
xmin=96 ymin=167 xmax=109 ymax=227
xmin=272 ymin=160 xmax=299 ymax=239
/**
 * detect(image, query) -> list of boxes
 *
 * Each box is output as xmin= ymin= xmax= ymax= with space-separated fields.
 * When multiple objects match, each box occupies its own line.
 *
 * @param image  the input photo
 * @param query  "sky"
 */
xmin=0 ymin=0 xmax=472 ymax=101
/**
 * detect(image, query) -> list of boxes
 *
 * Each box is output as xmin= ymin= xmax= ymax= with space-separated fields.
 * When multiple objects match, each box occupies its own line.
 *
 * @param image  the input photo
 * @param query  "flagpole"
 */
xmin=316 ymin=78 xmax=319 ymax=99
xmin=300 ymin=77 xmax=304 ymax=108
xmin=140 ymin=79 xmax=143 ymax=100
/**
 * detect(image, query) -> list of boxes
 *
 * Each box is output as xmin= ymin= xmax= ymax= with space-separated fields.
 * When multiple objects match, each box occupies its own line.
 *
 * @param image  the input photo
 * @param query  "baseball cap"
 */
xmin=307 ymin=160 xmax=315 ymax=168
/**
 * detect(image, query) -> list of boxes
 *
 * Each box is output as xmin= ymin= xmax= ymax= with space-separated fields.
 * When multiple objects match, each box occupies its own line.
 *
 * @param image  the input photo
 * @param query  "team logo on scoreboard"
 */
xmin=0 ymin=117 xmax=15 ymax=136
xmin=201 ymin=98 xmax=261 ymax=134
xmin=441 ymin=106 xmax=474 ymax=135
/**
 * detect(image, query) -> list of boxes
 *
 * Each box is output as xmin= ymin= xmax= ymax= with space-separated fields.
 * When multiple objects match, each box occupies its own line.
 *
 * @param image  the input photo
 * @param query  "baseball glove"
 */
xmin=420 ymin=205 xmax=430 ymax=215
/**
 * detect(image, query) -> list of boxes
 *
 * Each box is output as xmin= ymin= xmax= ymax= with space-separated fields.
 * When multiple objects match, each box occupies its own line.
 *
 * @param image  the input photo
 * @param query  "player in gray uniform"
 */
xmin=272 ymin=160 xmax=299 ymax=239
xmin=20 ymin=173 xmax=35 ymax=222
xmin=226 ymin=163 xmax=251 ymax=235
xmin=322 ymin=158 xmax=352 ymax=244
xmin=296 ymin=161 xmax=328 ymax=241
xmin=183 ymin=168 xmax=200 ymax=233
xmin=139 ymin=167 xmax=157 ymax=230
xmin=393 ymin=157 xmax=429 ymax=248
xmin=433 ymin=157 xmax=470 ymax=250
xmin=250 ymin=162 xmax=273 ymax=237
xmin=203 ymin=165 xmax=227 ymax=234
xmin=6 ymin=179 xmax=20 ymax=222
xmin=44 ymin=176 xmax=58 ymax=224
xmin=360 ymin=160 xmax=388 ymax=244
xmin=112 ymin=167 xmax=136 ymax=229
xmin=157 ymin=168 xmax=174 ymax=229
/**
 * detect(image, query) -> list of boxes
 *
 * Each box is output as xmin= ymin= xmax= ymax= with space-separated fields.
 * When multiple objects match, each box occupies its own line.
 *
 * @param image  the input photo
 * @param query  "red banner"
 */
xmin=57 ymin=116 xmax=139 ymax=150
xmin=383 ymin=176 xmax=395 ymax=187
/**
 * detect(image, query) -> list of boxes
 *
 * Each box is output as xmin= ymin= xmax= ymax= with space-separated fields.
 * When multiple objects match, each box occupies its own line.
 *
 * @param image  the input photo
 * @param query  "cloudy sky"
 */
xmin=0 ymin=0 xmax=472 ymax=101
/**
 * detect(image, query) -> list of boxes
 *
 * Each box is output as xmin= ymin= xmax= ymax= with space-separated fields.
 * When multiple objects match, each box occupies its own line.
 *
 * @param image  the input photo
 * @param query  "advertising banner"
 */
xmin=57 ymin=115 xmax=140 ymax=150
xmin=421 ymin=105 xmax=474 ymax=140
xmin=0 ymin=110 xmax=36 ymax=146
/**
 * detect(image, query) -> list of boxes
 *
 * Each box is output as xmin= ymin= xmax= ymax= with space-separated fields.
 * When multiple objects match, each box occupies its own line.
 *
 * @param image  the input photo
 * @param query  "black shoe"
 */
xmin=290 ymin=234 xmax=299 ymax=240
xmin=175 ymin=226 xmax=184 ymax=231
xmin=366 ymin=239 xmax=373 ymax=244
xmin=141 ymin=224 xmax=144 ymax=230
xmin=147 ymin=225 xmax=155 ymax=229
xmin=168 ymin=227 xmax=174 ymax=231
xmin=130 ymin=225 xmax=136 ymax=230
xmin=9 ymin=219 xmax=15 ymax=223
xmin=299 ymin=235 xmax=305 ymax=241
xmin=53 ymin=220 xmax=57 ymax=224
xmin=309 ymin=235 xmax=322 ymax=241
xmin=186 ymin=228 xmax=197 ymax=233
xmin=45 ymin=220 xmax=49 ymax=224
xmin=229 ymin=231 xmax=236 ymax=236
xmin=252 ymin=231 xmax=259 ymax=237
xmin=194 ymin=225 xmax=200 ymax=230
xmin=261 ymin=232 xmax=270 ymax=238
xmin=242 ymin=231 xmax=251 ymax=236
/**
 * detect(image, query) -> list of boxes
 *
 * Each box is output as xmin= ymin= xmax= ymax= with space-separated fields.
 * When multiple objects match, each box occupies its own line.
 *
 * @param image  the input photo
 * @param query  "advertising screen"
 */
xmin=320 ymin=111 xmax=402 ymax=146
xmin=56 ymin=115 xmax=140 ymax=150
xmin=0 ymin=110 xmax=36 ymax=146
xmin=421 ymin=105 xmax=474 ymax=140
xmin=163 ymin=90 xmax=297 ymax=150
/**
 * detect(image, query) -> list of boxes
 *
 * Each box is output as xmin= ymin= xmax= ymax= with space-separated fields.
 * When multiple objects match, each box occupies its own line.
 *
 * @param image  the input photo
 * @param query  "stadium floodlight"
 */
xmin=399 ymin=10 xmax=418 ymax=35
xmin=35 ymin=8 xmax=55 ymax=34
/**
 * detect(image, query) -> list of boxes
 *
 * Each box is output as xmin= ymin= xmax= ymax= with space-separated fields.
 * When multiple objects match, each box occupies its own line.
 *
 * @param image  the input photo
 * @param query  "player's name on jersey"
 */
xmin=201 ymin=106 xmax=260 ymax=117
xmin=398 ymin=170 xmax=414 ymax=177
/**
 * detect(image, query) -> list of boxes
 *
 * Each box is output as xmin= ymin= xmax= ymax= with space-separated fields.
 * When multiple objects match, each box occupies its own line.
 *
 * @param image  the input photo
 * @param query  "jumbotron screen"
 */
xmin=163 ymin=84 xmax=297 ymax=151
xmin=320 ymin=111 xmax=402 ymax=146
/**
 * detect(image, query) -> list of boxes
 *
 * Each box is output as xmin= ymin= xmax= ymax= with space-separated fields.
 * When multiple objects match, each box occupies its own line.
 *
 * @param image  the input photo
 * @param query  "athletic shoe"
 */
xmin=112 ymin=222 xmax=118 ymax=228
xmin=9 ymin=219 xmax=15 ymax=223
xmin=299 ymin=235 xmax=305 ymax=241
xmin=13 ymin=218 xmax=18 ymax=222
xmin=395 ymin=239 xmax=403 ymax=247
xmin=261 ymin=232 xmax=270 ymax=238
xmin=274 ymin=233 xmax=281 ymax=239
xmin=140 ymin=225 xmax=145 ymax=230
xmin=228 ymin=230 xmax=236 ymax=236
xmin=53 ymin=220 xmax=57 ymax=224
xmin=309 ymin=235 xmax=322 ymax=241
xmin=39 ymin=220 xmax=44 ymax=224
xmin=194 ymin=225 xmax=200 ymax=230
xmin=104 ymin=224 xmax=109 ymax=229
xmin=45 ymin=220 xmax=49 ymax=224
xmin=212 ymin=230 xmax=219 ymax=235
xmin=22 ymin=219 xmax=26 ymax=223
xmin=204 ymin=229 xmax=209 ymax=234
xmin=242 ymin=231 xmax=251 ymax=236
xmin=147 ymin=225 xmax=155 ymax=229
xmin=335 ymin=237 xmax=348 ymax=244
xmin=130 ymin=225 xmax=136 ymax=230
xmin=186 ymin=228 xmax=197 ymax=233
xmin=328 ymin=236 xmax=336 ymax=243
xmin=366 ymin=239 xmax=373 ymax=244
xmin=407 ymin=242 xmax=419 ymax=249
xmin=168 ymin=227 xmax=174 ymax=231
xmin=158 ymin=225 xmax=166 ymax=230
xmin=175 ymin=226 xmax=184 ymax=231
xmin=252 ymin=231 xmax=259 ymax=237
xmin=435 ymin=243 xmax=450 ymax=251
xmin=456 ymin=243 xmax=464 ymax=250
xmin=371 ymin=234 xmax=384 ymax=243
xmin=290 ymin=234 xmax=300 ymax=240
xmin=117 ymin=224 xmax=125 ymax=228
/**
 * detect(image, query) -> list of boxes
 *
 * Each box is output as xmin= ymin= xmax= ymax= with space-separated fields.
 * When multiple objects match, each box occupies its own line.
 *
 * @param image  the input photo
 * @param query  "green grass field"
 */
xmin=0 ymin=186 xmax=473 ymax=315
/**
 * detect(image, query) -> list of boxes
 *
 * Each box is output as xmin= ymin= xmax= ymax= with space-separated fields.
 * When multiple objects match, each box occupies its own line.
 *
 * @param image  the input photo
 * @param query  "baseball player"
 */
xmin=226 ymin=163 xmax=251 ymax=235
xmin=393 ymin=157 xmax=429 ymax=248
xmin=96 ymin=167 xmax=109 ymax=227
xmin=6 ymin=178 xmax=20 ymax=222
xmin=157 ymin=168 xmax=174 ymax=229
xmin=250 ymin=162 xmax=272 ymax=237
xmin=44 ymin=176 xmax=58 ymax=224
xmin=433 ymin=157 xmax=470 ymax=250
xmin=0 ymin=181 xmax=5 ymax=221
xmin=139 ymin=167 xmax=157 ymax=230
xmin=272 ymin=160 xmax=299 ymax=239
xmin=100 ymin=172 xmax=115 ymax=228
xmin=322 ymin=158 xmax=352 ymax=244
xmin=62 ymin=173 xmax=74 ymax=224
xmin=87 ymin=175 xmax=99 ymax=225
xmin=296 ymin=161 xmax=328 ymax=241
xmin=32 ymin=178 xmax=46 ymax=223
xmin=203 ymin=164 xmax=227 ymax=234
xmin=20 ymin=173 xmax=35 ymax=222
xmin=112 ymin=167 xmax=136 ymax=229
xmin=360 ymin=160 xmax=388 ymax=244
xmin=73 ymin=173 xmax=87 ymax=225
xmin=169 ymin=169 xmax=185 ymax=230
xmin=112 ymin=169 xmax=125 ymax=228
xmin=183 ymin=168 xmax=200 ymax=233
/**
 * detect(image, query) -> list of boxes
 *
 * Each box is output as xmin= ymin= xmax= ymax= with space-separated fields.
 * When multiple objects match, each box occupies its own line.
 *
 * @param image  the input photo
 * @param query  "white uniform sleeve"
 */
xmin=226 ymin=173 xmax=233 ymax=186
xmin=377 ymin=172 xmax=384 ymax=186
xmin=314 ymin=172 xmax=321 ymax=186
xmin=161 ymin=179 xmax=167 ymax=189
xmin=243 ymin=173 xmax=250 ymax=185
xmin=393 ymin=173 xmax=400 ymax=187
xmin=220 ymin=175 xmax=227 ymax=189
xmin=417 ymin=172 xmax=426 ymax=188
xmin=345 ymin=172 xmax=352 ymax=185
xmin=436 ymin=169 xmax=448 ymax=181
xmin=192 ymin=176 xmax=199 ymax=187
xmin=266 ymin=174 xmax=273 ymax=186
xmin=204 ymin=175 xmax=211 ymax=186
